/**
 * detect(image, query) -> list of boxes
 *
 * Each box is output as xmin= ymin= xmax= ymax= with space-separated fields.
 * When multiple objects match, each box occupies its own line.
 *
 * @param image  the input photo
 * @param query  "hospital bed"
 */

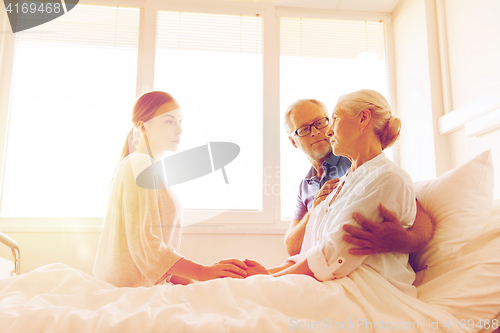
xmin=0 ymin=151 xmax=499 ymax=332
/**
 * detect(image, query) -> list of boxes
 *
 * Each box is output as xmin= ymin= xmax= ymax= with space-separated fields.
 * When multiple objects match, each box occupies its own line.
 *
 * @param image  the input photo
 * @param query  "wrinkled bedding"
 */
xmin=0 ymin=262 xmax=470 ymax=333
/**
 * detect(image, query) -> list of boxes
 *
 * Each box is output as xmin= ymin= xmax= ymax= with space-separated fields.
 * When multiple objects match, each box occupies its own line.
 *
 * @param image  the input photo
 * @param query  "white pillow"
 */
xmin=411 ymin=150 xmax=494 ymax=272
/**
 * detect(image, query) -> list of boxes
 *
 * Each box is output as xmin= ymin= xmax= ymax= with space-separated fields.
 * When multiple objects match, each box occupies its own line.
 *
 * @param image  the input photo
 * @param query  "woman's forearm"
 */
xmin=272 ymin=259 xmax=316 ymax=279
xmin=167 ymin=258 xmax=207 ymax=281
xmin=267 ymin=261 xmax=295 ymax=274
xmin=167 ymin=258 xmax=248 ymax=281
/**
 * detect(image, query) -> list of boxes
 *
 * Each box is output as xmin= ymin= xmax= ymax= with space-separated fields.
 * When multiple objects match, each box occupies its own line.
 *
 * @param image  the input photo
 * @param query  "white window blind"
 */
xmin=157 ymin=11 xmax=262 ymax=53
xmin=1 ymin=5 xmax=139 ymax=218
xmin=281 ymin=18 xmax=386 ymax=59
xmin=155 ymin=12 xmax=263 ymax=214
xmin=15 ymin=5 xmax=139 ymax=48
xmin=279 ymin=17 xmax=391 ymax=220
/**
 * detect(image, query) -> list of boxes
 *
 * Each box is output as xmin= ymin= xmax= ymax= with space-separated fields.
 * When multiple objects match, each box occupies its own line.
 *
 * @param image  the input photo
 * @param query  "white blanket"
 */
xmin=0 ymin=263 xmax=470 ymax=333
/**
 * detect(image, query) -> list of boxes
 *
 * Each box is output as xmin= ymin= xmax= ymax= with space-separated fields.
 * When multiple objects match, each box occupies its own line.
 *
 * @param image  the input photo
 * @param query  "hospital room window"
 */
xmin=279 ymin=17 xmax=391 ymax=220
xmin=0 ymin=5 xmax=139 ymax=218
xmin=154 ymin=11 xmax=263 ymax=212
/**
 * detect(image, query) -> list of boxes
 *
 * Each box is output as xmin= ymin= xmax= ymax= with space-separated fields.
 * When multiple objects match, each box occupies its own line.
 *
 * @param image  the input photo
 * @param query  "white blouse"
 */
xmin=93 ymin=153 xmax=183 ymax=287
xmin=288 ymin=153 xmax=417 ymax=296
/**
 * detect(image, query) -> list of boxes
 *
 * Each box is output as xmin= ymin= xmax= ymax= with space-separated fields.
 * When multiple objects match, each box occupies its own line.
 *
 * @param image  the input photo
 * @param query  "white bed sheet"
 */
xmin=0 ymin=257 xmax=14 ymax=278
xmin=0 ymin=262 xmax=472 ymax=333
xmin=416 ymin=227 xmax=500 ymax=333
xmin=1 ymin=200 xmax=498 ymax=333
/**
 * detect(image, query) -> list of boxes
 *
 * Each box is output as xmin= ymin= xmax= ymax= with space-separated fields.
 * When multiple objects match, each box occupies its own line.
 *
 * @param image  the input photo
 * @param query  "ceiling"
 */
xmin=225 ymin=0 xmax=403 ymax=12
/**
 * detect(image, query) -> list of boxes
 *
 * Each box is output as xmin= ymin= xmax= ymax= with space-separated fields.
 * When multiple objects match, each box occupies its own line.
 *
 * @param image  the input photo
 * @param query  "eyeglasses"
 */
xmin=293 ymin=117 xmax=330 ymax=137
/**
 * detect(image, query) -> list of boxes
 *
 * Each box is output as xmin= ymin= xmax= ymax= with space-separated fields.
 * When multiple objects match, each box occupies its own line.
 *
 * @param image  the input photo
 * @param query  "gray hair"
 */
xmin=283 ymin=99 xmax=329 ymax=134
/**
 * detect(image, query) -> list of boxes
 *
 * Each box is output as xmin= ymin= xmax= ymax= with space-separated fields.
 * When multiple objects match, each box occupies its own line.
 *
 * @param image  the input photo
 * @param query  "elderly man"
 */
xmin=283 ymin=99 xmax=434 ymax=257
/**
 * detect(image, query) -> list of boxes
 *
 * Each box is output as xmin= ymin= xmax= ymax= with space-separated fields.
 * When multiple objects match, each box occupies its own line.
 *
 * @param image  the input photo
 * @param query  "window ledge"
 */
xmin=0 ymin=224 xmax=289 ymax=235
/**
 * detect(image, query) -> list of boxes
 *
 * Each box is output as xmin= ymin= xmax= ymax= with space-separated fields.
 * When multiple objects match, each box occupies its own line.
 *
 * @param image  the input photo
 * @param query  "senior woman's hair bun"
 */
xmin=379 ymin=116 xmax=401 ymax=150
xmin=336 ymin=89 xmax=401 ymax=151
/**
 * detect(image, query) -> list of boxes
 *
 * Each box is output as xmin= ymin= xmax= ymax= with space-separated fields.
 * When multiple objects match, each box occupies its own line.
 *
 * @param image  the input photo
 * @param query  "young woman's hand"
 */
xmin=243 ymin=259 xmax=270 ymax=277
xmin=200 ymin=259 xmax=248 ymax=281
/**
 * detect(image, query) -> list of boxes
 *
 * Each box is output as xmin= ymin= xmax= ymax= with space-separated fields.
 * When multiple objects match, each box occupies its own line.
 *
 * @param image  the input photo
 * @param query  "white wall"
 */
xmin=394 ymin=0 xmax=500 ymax=197
xmin=443 ymin=0 xmax=500 ymax=199
xmin=392 ymin=0 xmax=450 ymax=181
xmin=444 ymin=0 xmax=500 ymax=109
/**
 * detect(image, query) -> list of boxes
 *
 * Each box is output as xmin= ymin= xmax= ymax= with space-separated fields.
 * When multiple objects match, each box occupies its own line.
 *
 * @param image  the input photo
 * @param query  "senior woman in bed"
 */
xmin=252 ymin=89 xmax=417 ymax=295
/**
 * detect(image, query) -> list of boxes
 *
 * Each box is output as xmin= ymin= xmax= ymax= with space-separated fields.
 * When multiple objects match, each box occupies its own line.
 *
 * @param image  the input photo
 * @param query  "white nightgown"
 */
xmin=288 ymin=153 xmax=417 ymax=296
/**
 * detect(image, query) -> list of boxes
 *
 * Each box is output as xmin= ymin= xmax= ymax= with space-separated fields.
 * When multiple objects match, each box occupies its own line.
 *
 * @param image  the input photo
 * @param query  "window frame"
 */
xmin=0 ymin=0 xmax=395 ymax=233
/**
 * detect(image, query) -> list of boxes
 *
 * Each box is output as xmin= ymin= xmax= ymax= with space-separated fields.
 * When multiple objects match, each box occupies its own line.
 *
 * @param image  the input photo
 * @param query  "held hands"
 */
xmin=243 ymin=259 xmax=270 ymax=277
xmin=313 ymin=179 xmax=340 ymax=209
xmin=342 ymin=203 xmax=410 ymax=255
xmin=200 ymin=259 xmax=248 ymax=281
xmin=199 ymin=258 xmax=271 ymax=281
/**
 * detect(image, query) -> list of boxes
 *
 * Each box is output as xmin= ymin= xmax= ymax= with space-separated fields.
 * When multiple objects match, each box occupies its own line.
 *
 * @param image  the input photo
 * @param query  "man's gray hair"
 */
xmin=283 ymin=99 xmax=329 ymax=135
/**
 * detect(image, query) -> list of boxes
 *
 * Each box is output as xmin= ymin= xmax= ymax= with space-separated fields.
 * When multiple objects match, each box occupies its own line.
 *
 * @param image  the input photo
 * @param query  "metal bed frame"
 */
xmin=0 ymin=231 xmax=21 ymax=276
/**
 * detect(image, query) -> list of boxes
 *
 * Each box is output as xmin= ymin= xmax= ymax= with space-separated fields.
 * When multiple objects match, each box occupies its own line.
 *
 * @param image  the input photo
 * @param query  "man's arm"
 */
xmin=284 ymin=213 xmax=310 ymax=256
xmin=284 ymin=179 xmax=340 ymax=256
xmin=342 ymin=200 xmax=435 ymax=255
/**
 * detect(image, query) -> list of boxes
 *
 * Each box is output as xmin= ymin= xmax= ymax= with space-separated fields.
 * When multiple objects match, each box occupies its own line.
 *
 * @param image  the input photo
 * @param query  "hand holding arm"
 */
xmin=342 ymin=200 xmax=434 ymax=255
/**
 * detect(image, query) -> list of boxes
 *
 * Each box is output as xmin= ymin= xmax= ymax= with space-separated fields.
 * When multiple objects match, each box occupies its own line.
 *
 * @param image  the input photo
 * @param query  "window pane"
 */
xmin=1 ymin=5 xmax=139 ymax=218
xmin=280 ymin=18 xmax=391 ymax=219
xmin=155 ymin=12 xmax=263 ymax=211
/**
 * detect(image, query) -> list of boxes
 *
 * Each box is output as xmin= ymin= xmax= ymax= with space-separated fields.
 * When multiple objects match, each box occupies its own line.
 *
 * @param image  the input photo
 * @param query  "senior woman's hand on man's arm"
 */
xmin=284 ymin=179 xmax=341 ymax=257
xmin=342 ymin=200 xmax=434 ymax=255
xmin=313 ymin=178 xmax=340 ymax=209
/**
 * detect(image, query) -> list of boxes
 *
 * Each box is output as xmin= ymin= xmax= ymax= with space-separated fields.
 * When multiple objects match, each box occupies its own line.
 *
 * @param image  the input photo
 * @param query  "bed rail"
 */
xmin=0 ymin=232 xmax=21 ymax=276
